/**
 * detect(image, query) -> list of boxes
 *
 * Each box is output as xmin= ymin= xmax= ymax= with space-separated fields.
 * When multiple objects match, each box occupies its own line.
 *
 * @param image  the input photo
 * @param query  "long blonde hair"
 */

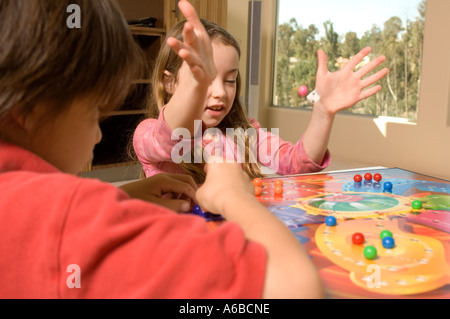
xmin=148 ymin=19 xmax=262 ymax=183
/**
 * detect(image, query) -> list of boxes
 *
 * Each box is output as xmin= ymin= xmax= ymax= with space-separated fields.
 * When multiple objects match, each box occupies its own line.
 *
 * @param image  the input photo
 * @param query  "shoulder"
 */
xmin=134 ymin=111 xmax=173 ymax=141
xmin=248 ymin=118 xmax=261 ymax=129
xmin=135 ymin=118 xmax=158 ymax=135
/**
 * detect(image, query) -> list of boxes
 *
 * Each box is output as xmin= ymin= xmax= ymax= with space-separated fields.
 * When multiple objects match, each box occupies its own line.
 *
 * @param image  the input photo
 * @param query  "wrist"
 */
xmin=312 ymin=100 xmax=336 ymax=121
xmin=307 ymin=89 xmax=321 ymax=104
xmin=215 ymin=191 xmax=259 ymax=217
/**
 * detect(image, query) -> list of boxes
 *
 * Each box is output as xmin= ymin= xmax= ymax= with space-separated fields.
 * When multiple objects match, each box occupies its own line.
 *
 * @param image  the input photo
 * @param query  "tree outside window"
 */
xmin=273 ymin=0 xmax=426 ymax=121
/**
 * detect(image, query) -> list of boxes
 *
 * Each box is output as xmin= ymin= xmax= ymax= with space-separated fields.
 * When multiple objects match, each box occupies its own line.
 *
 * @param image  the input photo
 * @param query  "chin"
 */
xmin=203 ymin=118 xmax=224 ymax=129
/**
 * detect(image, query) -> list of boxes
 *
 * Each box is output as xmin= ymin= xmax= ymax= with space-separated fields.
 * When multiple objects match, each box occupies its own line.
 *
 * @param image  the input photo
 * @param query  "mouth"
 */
xmin=206 ymin=104 xmax=225 ymax=116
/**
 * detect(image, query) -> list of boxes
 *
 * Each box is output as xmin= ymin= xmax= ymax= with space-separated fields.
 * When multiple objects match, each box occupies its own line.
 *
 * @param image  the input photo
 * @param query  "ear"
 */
xmin=163 ymin=70 xmax=176 ymax=94
xmin=10 ymin=102 xmax=48 ymax=134
xmin=8 ymin=106 xmax=27 ymax=129
xmin=0 ymin=106 xmax=31 ymax=143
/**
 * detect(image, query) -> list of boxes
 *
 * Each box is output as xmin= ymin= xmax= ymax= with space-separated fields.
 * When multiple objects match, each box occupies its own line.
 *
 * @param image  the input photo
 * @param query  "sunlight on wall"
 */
xmin=373 ymin=117 xmax=416 ymax=137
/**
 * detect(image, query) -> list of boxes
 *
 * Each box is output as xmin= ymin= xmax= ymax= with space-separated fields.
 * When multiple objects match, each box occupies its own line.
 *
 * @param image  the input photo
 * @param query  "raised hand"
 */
xmin=166 ymin=0 xmax=216 ymax=85
xmin=315 ymin=47 xmax=389 ymax=115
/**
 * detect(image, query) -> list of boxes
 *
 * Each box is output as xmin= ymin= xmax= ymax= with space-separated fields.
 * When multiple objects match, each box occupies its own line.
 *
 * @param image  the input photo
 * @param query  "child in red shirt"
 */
xmin=0 ymin=0 xmax=323 ymax=299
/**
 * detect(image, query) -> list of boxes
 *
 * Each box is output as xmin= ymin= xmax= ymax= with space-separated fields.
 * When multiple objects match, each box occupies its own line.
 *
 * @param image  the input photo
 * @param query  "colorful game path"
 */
xmin=254 ymin=168 xmax=450 ymax=299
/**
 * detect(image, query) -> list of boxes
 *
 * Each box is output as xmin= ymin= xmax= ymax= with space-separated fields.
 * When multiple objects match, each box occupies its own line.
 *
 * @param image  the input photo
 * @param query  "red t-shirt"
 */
xmin=0 ymin=142 xmax=266 ymax=298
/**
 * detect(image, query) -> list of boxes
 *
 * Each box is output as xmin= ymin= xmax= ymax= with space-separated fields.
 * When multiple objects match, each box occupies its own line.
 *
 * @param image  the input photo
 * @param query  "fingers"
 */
xmin=156 ymin=174 xmax=198 ymax=200
xmin=358 ymin=67 xmax=389 ymax=102
xmin=150 ymin=174 xmax=198 ymax=213
xmin=181 ymin=21 xmax=197 ymax=46
xmin=356 ymin=55 xmax=387 ymax=79
xmin=178 ymin=0 xmax=203 ymax=30
xmin=359 ymin=85 xmax=382 ymax=101
xmin=316 ymin=49 xmax=328 ymax=78
xmin=346 ymin=47 xmax=388 ymax=94
xmin=166 ymin=0 xmax=215 ymax=84
xmin=346 ymin=46 xmax=372 ymax=71
xmin=166 ymin=37 xmax=207 ymax=79
xmin=151 ymin=197 xmax=192 ymax=214
xmin=361 ymin=67 xmax=389 ymax=89
xmin=178 ymin=0 xmax=207 ymax=46
xmin=168 ymin=173 xmax=198 ymax=191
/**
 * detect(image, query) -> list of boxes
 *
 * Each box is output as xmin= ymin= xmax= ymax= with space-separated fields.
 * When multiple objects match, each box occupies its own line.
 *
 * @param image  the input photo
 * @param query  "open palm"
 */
xmin=315 ymin=47 xmax=389 ymax=115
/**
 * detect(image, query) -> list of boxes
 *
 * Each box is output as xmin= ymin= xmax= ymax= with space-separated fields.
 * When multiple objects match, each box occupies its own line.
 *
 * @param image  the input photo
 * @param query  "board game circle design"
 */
xmin=315 ymin=219 xmax=450 ymax=295
xmin=294 ymin=192 xmax=412 ymax=219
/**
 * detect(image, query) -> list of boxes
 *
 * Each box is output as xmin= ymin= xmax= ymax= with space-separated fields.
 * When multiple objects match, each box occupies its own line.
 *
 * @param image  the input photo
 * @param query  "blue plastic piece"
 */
xmin=325 ymin=216 xmax=337 ymax=227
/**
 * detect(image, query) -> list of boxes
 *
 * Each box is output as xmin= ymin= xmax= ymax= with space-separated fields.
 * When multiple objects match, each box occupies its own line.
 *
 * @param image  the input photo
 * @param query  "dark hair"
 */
xmin=0 ymin=0 xmax=144 ymax=122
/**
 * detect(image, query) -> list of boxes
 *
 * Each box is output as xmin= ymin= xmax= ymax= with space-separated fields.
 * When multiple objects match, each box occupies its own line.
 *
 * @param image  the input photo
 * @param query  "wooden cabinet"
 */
xmin=83 ymin=0 xmax=227 ymax=174
xmin=165 ymin=0 xmax=227 ymax=30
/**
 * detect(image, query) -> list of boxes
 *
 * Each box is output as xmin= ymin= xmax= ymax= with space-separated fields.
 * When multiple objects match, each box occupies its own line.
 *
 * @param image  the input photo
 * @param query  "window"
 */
xmin=273 ymin=0 xmax=426 ymax=120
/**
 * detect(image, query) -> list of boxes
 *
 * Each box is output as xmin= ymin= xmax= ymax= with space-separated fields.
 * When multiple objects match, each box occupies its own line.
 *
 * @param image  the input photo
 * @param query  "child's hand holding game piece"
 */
xmin=120 ymin=173 xmax=198 ymax=213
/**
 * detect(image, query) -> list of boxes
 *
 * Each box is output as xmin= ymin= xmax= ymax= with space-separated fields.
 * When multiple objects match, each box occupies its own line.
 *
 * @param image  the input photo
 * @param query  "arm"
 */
xmin=163 ymin=0 xmax=216 ymax=133
xmin=197 ymin=160 xmax=324 ymax=299
xmin=60 ymin=177 xmax=266 ymax=298
xmin=251 ymin=119 xmax=330 ymax=175
xmin=303 ymin=47 xmax=389 ymax=164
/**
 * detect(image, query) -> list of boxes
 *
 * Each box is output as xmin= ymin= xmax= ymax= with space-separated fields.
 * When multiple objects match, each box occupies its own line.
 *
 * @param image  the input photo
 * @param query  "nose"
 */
xmin=210 ymin=78 xmax=227 ymax=99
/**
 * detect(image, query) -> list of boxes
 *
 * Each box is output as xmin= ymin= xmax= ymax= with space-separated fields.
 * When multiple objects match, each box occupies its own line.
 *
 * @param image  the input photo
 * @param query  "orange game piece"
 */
xmin=252 ymin=178 xmax=262 ymax=187
xmin=274 ymin=186 xmax=283 ymax=196
xmin=274 ymin=179 xmax=284 ymax=187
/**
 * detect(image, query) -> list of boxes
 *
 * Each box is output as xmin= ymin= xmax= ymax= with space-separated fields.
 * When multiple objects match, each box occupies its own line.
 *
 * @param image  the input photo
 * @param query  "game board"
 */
xmin=252 ymin=168 xmax=450 ymax=299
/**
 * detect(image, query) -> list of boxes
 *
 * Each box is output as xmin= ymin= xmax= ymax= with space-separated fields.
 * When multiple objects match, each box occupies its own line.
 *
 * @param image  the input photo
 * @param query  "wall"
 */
xmin=229 ymin=0 xmax=450 ymax=180
xmin=227 ymin=0 xmax=249 ymax=103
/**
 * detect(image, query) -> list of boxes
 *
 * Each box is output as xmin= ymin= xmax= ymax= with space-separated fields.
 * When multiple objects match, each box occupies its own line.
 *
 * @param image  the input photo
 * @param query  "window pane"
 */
xmin=273 ymin=0 xmax=426 ymax=120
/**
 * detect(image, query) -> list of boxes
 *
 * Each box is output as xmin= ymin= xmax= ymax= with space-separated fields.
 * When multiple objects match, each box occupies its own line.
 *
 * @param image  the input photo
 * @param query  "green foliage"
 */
xmin=273 ymin=0 xmax=426 ymax=120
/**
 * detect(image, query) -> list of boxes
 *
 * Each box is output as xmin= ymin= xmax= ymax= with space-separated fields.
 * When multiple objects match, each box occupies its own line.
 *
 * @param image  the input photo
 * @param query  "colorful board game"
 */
xmin=254 ymin=168 xmax=450 ymax=298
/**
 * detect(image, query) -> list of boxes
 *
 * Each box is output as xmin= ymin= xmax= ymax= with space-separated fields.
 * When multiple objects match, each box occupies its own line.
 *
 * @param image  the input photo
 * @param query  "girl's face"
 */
xmin=172 ymin=40 xmax=239 ymax=129
xmin=202 ymin=41 xmax=239 ymax=128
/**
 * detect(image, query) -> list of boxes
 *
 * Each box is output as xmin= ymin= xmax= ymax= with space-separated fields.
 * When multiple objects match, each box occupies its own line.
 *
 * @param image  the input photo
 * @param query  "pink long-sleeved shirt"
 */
xmin=133 ymin=106 xmax=330 ymax=178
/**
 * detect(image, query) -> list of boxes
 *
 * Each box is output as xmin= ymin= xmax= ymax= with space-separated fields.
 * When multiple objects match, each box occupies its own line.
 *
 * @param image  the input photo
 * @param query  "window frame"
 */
xmin=251 ymin=0 xmax=450 ymax=180
xmin=270 ymin=0 xmax=427 ymax=121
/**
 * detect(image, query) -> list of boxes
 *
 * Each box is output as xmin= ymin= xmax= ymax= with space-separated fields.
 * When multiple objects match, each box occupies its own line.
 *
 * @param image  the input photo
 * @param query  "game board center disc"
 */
xmin=326 ymin=194 xmax=364 ymax=202
xmin=294 ymin=192 xmax=412 ymax=219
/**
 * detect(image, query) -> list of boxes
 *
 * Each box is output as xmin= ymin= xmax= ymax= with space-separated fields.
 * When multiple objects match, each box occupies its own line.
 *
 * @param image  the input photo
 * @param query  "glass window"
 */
xmin=273 ymin=0 xmax=426 ymax=120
